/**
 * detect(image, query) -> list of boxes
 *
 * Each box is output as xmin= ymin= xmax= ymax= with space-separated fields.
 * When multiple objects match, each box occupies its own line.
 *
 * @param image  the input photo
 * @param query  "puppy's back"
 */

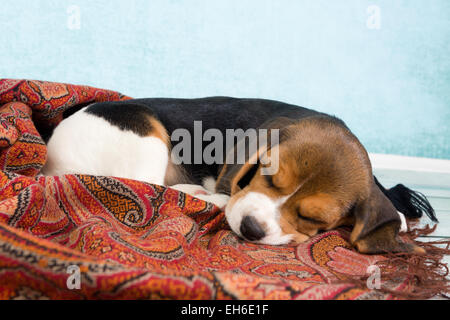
xmin=42 ymin=104 xmax=170 ymax=185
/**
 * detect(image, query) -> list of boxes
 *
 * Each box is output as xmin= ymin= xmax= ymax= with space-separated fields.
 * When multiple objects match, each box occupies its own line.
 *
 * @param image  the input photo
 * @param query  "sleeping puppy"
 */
xmin=42 ymin=97 xmax=437 ymax=254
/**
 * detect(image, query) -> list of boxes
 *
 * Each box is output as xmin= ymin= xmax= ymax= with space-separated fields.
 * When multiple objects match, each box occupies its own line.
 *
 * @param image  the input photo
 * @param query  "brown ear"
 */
xmin=215 ymin=117 xmax=294 ymax=195
xmin=215 ymin=145 xmax=263 ymax=195
xmin=350 ymin=182 xmax=425 ymax=255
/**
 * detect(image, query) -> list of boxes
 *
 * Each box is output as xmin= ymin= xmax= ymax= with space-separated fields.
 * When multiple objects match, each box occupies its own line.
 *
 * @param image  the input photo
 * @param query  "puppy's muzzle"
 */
xmin=240 ymin=215 xmax=266 ymax=241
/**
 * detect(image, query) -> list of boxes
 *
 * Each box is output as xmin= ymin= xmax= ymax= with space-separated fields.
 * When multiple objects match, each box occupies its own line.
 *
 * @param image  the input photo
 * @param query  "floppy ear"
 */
xmin=215 ymin=117 xmax=294 ymax=195
xmin=215 ymin=143 xmax=263 ymax=195
xmin=350 ymin=182 xmax=425 ymax=255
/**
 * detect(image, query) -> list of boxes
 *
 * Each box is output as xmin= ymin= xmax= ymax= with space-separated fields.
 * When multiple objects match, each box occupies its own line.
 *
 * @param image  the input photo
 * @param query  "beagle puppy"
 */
xmin=42 ymin=97 xmax=437 ymax=254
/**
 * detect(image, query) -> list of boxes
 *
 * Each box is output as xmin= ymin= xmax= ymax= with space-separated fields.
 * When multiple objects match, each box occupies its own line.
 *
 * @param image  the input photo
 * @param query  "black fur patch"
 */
xmin=237 ymin=163 xmax=259 ymax=190
xmin=375 ymin=176 xmax=438 ymax=222
xmin=85 ymin=101 xmax=157 ymax=137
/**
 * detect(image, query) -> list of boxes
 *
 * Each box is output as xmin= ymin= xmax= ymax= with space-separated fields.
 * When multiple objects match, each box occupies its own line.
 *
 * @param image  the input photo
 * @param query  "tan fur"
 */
xmin=219 ymin=117 xmax=418 ymax=254
xmin=146 ymin=116 xmax=169 ymax=144
xmin=142 ymin=115 xmax=191 ymax=186
xmin=164 ymin=160 xmax=191 ymax=186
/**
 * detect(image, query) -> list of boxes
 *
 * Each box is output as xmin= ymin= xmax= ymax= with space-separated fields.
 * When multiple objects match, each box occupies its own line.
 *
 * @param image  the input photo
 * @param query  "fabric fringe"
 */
xmin=334 ymin=222 xmax=450 ymax=299
xmin=375 ymin=176 xmax=438 ymax=222
xmin=391 ymin=185 xmax=438 ymax=222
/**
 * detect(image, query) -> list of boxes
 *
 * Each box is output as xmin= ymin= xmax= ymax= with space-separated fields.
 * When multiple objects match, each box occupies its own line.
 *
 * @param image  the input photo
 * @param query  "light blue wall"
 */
xmin=1 ymin=0 xmax=449 ymax=159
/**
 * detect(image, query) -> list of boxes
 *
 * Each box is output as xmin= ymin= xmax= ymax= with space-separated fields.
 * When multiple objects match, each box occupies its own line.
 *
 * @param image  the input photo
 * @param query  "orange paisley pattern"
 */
xmin=0 ymin=79 xmax=421 ymax=299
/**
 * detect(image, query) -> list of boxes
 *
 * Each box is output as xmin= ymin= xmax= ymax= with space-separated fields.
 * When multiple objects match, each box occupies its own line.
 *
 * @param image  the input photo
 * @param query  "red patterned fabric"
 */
xmin=0 ymin=79 xmax=424 ymax=299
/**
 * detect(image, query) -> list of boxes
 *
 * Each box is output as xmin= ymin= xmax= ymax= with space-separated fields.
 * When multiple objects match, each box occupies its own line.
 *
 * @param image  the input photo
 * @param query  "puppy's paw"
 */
xmin=195 ymin=193 xmax=230 ymax=209
xmin=170 ymin=184 xmax=209 ymax=195
xmin=170 ymin=184 xmax=230 ymax=209
xmin=289 ymin=232 xmax=310 ymax=245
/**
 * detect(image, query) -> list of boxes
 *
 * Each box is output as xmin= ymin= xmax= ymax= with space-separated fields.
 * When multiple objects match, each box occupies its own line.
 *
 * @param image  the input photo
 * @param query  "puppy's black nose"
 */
xmin=240 ymin=216 xmax=265 ymax=241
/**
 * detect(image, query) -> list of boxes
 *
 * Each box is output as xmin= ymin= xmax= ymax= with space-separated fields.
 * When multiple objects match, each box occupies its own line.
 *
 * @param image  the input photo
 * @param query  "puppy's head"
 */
xmin=218 ymin=116 xmax=424 ymax=254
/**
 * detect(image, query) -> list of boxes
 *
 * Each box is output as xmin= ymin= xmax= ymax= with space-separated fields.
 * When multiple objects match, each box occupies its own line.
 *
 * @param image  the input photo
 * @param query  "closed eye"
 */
xmin=297 ymin=209 xmax=324 ymax=224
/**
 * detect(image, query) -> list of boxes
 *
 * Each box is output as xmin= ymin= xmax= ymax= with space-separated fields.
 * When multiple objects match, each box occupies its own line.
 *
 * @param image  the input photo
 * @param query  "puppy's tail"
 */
xmin=374 ymin=176 xmax=438 ymax=223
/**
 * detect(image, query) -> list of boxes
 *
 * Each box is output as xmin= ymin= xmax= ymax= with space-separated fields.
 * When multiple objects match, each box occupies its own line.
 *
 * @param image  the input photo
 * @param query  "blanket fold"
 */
xmin=0 ymin=79 xmax=448 ymax=300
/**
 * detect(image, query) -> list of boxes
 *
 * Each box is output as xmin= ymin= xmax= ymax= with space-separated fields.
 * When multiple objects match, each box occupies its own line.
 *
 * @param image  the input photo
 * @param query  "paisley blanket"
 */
xmin=0 ymin=79 xmax=447 ymax=300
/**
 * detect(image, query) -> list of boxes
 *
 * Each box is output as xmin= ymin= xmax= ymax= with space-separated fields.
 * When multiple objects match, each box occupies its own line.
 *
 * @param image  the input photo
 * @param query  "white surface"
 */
xmin=370 ymin=153 xmax=449 ymax=239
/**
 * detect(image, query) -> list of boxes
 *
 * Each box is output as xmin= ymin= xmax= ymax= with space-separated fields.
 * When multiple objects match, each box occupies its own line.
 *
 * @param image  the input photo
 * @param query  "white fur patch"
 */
xmin=202 ymin=176 xmax=217 ymax=193
xmin=171 ymin=184 xmax=230 ymax=209
xmin=225 ymin=191 xmax=293 ymax=245
xmin=398 ymin=211 xmax=408 ymax=233
xmin=42 ymin=108 xmax=169 ymax=185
